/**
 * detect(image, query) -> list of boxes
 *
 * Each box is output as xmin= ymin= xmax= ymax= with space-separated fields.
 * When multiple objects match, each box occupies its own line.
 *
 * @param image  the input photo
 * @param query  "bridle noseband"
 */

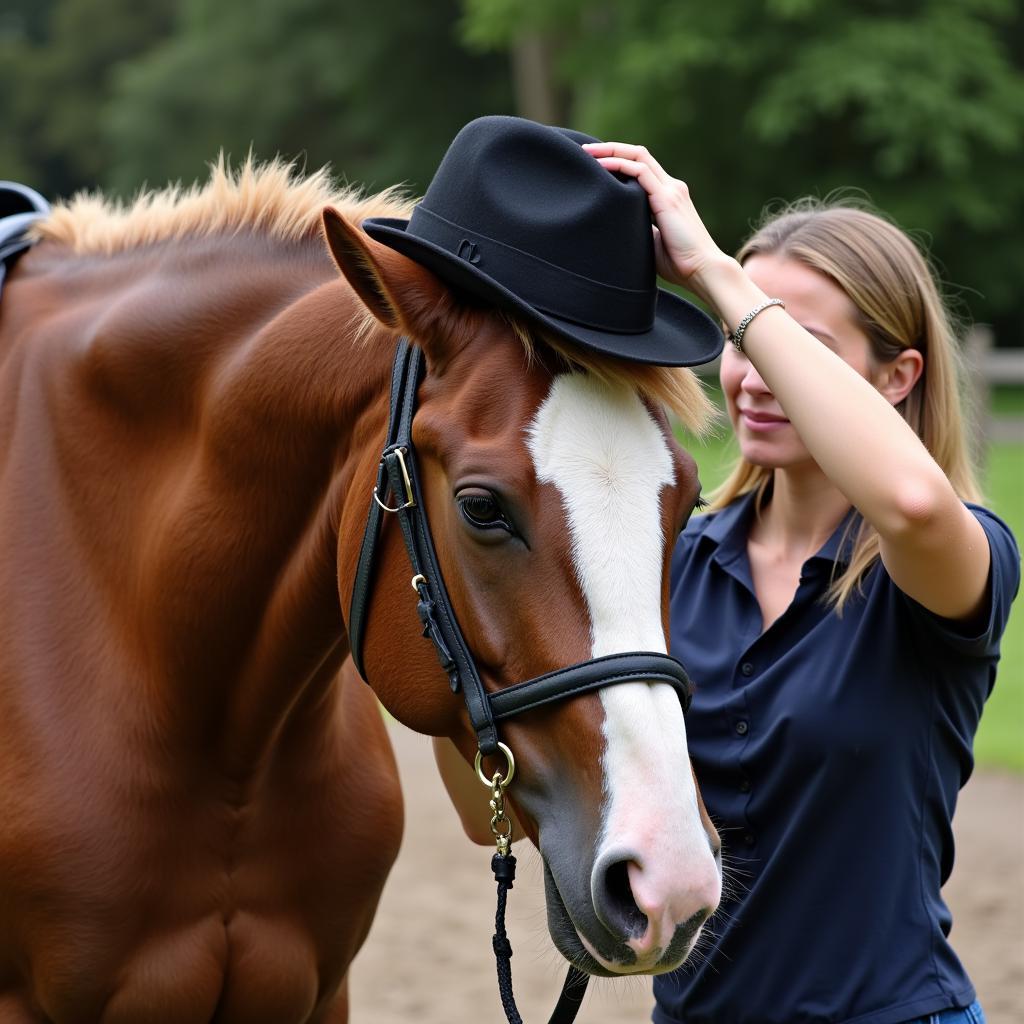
xmin=347 ymin=338 xmax=696 ymax=1024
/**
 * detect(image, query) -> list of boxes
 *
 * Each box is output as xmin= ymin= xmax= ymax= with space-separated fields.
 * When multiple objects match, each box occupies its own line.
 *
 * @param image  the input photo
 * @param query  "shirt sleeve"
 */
xmin=897 ymin=504 xmax=1021 ymax=658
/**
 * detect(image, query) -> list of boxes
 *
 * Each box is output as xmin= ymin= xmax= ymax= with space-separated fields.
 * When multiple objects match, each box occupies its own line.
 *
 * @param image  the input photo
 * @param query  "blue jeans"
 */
xmin=904 ymin=1001 xmax=986 ymax=1024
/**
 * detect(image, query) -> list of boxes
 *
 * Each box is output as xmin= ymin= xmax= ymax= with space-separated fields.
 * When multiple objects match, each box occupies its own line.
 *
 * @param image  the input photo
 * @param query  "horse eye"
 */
xmin=679 ymin=494 xmax=708 ymax=535
xmin=457 ymin=492 xmax=512 ymax=532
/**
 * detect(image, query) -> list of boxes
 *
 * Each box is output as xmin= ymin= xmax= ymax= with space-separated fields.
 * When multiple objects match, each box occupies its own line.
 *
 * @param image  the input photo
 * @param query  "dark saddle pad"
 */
xmin=0 ymin=181 xmax=51 ymax=290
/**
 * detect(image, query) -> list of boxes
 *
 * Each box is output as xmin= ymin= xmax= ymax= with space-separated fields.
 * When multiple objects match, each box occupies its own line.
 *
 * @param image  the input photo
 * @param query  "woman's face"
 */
xmin=719 ymin=253 xmax=876 ymax=472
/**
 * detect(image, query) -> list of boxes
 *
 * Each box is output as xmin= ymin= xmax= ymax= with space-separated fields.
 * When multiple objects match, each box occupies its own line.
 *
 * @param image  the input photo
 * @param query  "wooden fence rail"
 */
xmin=963 ymin=326 xmax=1024 ymax=456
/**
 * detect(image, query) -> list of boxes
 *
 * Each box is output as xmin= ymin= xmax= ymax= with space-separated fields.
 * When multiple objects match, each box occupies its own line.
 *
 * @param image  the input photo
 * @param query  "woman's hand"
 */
xmin=582 ymin=141 xmax=730 ymax=304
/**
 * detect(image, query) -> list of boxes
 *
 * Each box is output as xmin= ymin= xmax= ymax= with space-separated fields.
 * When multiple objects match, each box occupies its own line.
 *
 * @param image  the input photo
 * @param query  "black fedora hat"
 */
xmin=362 ymin=115 xmax=723 ymax=368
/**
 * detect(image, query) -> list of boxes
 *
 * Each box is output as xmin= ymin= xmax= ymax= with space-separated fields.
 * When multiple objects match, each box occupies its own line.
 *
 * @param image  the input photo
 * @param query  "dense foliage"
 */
xmin=0 ymin=0 xmax=512 ymax=196
xmin=463 ymin=0 xmax=1024 ymax=341
xmin=2 ymin=0 xmax=1021 ymax=340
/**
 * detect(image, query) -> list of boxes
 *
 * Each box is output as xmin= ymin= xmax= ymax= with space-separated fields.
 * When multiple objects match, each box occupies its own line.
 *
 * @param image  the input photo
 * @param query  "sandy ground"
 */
xmin=350 ymin=722 xmax=1024 ymax=1024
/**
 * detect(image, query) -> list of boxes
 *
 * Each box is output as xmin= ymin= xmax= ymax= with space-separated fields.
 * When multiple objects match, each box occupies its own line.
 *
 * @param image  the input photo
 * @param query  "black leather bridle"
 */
xmin=346 ymin=337 xmax=695 ymax=1024
xmin=348 ymin=337 xmax=694 ymax=757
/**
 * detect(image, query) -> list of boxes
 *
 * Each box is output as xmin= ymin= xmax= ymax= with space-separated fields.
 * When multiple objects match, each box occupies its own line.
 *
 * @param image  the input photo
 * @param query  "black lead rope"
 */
xmin=491 ymin=851 xmax=589 ymax=1024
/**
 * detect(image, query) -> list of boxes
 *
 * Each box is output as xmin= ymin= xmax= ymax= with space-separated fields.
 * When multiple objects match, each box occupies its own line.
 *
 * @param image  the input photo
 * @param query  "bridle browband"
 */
xmin=348 ymin=337 xmax=694 ymax=756
xmin=346 ymin=337 xmax=696 ymax=1024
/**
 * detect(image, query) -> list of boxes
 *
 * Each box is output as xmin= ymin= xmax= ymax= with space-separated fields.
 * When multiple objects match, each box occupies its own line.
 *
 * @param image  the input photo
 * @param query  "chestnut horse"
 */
xmin=0 ymin=161 xmax=721 ymax=1023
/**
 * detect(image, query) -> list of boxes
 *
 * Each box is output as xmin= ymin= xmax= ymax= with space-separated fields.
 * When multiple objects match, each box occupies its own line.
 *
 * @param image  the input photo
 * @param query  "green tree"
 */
xmin=461 ymin=0 xmax=1024 ymax=341
xmin=1 ymin=0 xmax=63 ymax=188
xmin=0 ymin=0 xmax=176 ymax=198
xmin=103 ymin=0 xmax=512 ymax=196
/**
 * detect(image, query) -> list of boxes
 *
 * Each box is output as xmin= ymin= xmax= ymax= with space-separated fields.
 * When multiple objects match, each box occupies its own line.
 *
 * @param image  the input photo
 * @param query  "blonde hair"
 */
xmin=711 ymin=198 xmax=982 ymax=611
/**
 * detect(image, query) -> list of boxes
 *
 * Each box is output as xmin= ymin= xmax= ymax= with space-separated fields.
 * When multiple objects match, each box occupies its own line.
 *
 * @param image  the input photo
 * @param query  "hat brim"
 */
xmin=362 ymin=216 xmax=724 ymax=369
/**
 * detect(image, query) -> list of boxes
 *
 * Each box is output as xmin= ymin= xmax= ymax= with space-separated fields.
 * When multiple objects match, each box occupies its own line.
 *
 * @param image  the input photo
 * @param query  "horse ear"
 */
xmin=321 ymin=207 xmax=454 ymax=342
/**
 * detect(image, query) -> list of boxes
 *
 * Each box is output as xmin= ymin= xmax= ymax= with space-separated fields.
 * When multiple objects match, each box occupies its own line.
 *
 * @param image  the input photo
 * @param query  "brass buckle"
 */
xmin=372 ymin=447 xmax=416 ymax=512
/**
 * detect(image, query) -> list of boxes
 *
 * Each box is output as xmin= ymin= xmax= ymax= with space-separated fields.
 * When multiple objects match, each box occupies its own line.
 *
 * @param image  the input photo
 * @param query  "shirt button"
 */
xmin=739 ymin=778 xmax=751 ymax=793
xmin=740 ymin=662 xmax=754 ymax=677
xmin=743 ymin=831 xmax=756 ymax=845
xmin=735 ymin=720 xmax=749 ymax=735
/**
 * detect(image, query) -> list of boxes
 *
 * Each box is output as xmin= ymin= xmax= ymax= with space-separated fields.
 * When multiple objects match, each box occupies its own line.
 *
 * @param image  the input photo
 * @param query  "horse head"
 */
xmin=324 ymin=208 xmax=721 ymax=977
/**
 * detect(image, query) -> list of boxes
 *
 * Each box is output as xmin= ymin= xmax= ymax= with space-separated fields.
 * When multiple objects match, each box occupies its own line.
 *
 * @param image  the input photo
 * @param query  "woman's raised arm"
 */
xmin=584 ymin=141 xmax=991 ymax=622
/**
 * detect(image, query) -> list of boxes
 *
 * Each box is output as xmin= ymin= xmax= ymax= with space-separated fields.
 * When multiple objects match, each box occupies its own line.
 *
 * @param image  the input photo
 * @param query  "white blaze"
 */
xmin=526 ymin=373 xmax=673 ymax=655
xmin=526 ymin=371 xmax=719 ymax=965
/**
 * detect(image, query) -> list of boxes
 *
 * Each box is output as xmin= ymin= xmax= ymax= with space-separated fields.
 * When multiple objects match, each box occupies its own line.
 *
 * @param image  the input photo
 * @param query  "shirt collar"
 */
xmin=701 ymin=488 xmax=756 ymax=552
xmin=699 ymin=490 xmax=757 ymax=578
xmin=700 ymin=488 xmax=859 ymax=569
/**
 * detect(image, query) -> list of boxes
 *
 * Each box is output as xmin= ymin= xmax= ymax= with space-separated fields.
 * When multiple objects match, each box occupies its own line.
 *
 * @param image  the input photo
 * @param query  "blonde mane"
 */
xmin=31 ymin=154 xmax=415 ymax=255
xmin=34 ymin=155 xmax=713 ymax=435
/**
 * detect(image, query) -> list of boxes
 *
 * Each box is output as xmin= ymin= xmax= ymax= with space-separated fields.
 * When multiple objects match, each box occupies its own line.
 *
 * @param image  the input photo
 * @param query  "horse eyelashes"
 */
xmin=458 ymin=493 xmax=512 ymax=532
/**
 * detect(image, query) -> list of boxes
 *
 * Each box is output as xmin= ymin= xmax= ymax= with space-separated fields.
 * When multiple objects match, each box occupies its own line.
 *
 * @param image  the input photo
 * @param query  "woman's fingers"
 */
xmin=583 ymin=143 xmax=673 ymax=197
xmin=583 ymin=144 xmax=688 ymax=214
xmin=582 ymin=139 xmax=726 ymax=301
xmin=590 ymin=156 xmax=671 ymax=207
xmin=582 ymin=141 xmax=672 ymax=183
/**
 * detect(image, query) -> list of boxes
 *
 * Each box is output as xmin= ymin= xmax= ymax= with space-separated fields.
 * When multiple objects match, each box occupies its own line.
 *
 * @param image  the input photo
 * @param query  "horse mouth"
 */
xmin=541 ymin=860 xmax=695 ymax=978
xmin=542 ymin=859 xmax=626 ymax=977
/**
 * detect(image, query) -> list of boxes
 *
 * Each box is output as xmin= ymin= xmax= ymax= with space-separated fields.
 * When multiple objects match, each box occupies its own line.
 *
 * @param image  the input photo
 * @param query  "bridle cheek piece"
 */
xmin=347 ymin=338 xmax=696 ymax=1024
xmin=349 ymin=338 xmax=694 ymax=751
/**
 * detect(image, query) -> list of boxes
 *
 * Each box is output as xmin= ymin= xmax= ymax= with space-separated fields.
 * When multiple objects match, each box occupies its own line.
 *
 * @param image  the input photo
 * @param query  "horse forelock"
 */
xmin=31 ymin=154 xmax=415 ymax=257
xmin=347 ymin=305 xmax=716 ymax=439
xmin=501 ymin=317 xmax=715 ymax=437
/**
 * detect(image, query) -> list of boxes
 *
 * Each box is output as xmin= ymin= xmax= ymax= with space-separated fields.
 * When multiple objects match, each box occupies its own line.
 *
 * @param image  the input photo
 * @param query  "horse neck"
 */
xmin=161 ymin=237 xmax=397 ymax=746
xmin=176 ymin=233 xmax=408 ymax=740
xmin=19 ymin=231 xmax=396 ymax=767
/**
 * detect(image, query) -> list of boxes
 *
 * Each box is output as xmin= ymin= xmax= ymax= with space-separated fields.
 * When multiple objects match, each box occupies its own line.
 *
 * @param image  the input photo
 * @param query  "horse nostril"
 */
xmin=599 ymin=859 xmax=648 ymax=939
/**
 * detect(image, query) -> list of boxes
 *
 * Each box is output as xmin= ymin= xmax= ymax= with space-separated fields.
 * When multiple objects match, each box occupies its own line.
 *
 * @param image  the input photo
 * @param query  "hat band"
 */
xmin=408 ymin=206 xmax=656 ymax=334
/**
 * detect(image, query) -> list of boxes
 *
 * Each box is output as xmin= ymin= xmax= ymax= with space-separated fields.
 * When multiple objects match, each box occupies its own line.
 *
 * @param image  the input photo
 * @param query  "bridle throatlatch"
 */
xmin=348 ymin=338 xmax=696 ymax=1024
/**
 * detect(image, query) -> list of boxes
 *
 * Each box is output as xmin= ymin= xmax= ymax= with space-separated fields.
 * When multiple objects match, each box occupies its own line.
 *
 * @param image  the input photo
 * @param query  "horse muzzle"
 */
xmin=540 ymin=832 xmax=722 ymax=976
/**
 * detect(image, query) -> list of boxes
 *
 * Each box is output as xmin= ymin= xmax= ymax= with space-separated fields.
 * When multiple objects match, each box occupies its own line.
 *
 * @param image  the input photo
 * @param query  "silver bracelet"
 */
xmin=728 ymin=298 xmax=785 ymax=352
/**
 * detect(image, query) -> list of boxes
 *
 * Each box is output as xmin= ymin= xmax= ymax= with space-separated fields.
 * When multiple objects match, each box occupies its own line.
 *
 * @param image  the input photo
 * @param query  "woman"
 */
xmin=579 ymin=141 xmax=1019 ymax=1024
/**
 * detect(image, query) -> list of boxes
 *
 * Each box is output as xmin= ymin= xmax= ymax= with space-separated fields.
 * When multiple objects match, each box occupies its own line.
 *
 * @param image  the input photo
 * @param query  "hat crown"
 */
xmin=361 ymin=115 xmax=723 ymax=367
xmin=417 ymin=116 xmax=655 ymax=292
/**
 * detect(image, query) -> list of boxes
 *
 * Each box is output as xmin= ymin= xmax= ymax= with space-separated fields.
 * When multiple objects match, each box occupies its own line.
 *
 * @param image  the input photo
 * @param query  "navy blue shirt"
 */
xmin=654 ymin=494 xmax=1020 ymax=1024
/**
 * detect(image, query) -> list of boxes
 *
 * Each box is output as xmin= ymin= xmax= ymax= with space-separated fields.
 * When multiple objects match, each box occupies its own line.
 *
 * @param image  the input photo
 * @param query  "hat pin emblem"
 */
xmin=457 ymin=239 xmax=481 ymax=265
